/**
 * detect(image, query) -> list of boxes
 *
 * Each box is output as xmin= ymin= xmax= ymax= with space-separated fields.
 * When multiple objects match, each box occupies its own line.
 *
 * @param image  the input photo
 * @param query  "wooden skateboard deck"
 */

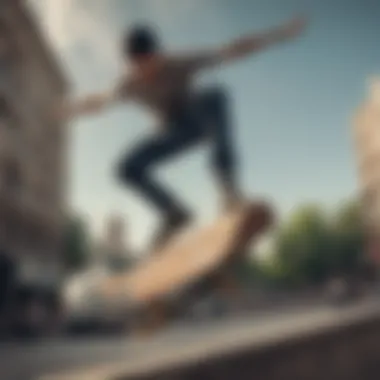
xmin=100 ymin=201 xmax=273 ymax=332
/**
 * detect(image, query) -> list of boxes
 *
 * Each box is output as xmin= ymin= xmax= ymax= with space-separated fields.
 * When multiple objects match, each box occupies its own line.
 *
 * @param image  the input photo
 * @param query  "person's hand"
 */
xmin=51 ymin=98 xmax=71 ymax=122
xmin=51 ymin=96 xmax=101 ymax=122
xmin=282 ymin=15 xmax=308 ymax=40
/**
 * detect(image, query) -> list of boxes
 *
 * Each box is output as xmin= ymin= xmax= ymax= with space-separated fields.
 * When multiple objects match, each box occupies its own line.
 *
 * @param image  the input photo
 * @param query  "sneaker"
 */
xmin=151 ymin=208 xmax=192 ymax=252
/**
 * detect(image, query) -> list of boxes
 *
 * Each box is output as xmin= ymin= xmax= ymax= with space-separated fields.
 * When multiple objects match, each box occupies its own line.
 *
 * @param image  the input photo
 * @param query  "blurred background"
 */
xmin=0 ymin=0 xmax=380 ymax=379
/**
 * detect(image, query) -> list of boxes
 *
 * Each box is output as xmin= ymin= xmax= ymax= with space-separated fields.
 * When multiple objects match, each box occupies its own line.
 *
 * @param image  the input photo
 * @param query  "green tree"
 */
xmin=62 ymin=216 xmax=90 ymax=273
xmin=253 ymin=199 xmax=367 ymax=288
xmin=329 ymin=200 xmax=365 ymax=276
xmin=271 ymin=204 xmax=332 ymax=287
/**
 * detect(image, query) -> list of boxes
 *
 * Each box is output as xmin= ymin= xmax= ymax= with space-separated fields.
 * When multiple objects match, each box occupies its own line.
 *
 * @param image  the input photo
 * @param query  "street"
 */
xmin=0 ymin=293 xmax=378 ymax=380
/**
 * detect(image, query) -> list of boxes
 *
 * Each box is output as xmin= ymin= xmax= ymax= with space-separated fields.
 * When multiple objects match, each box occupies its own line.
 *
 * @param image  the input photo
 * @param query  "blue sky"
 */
xmin=29 ymin=0 xmax=380 ymax=249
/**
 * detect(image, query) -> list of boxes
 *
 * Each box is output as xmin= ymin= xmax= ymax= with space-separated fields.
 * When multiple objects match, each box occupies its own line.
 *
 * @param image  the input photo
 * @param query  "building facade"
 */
xmin=89 ymin=214 xmax=135 ymax=274
xmin=0 ymin=0 xmax=68 ymax=286
xmin=353 ymin=78 xmax=380 ymax=263
xmin=105 ymin=214 xmax=126 ymax=253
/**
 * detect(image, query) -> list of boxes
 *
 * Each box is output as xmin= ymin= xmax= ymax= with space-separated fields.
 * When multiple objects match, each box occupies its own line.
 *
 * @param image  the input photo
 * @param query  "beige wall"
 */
xmin=353 ymin=80 xmax=380 ymax=234
xmin=0 ymin=0 xmax=68 ymax=270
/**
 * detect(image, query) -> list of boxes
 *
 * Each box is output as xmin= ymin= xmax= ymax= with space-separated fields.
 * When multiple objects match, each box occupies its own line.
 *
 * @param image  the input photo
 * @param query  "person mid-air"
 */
xmin=58 ymin=15 xmax=307 ymax=249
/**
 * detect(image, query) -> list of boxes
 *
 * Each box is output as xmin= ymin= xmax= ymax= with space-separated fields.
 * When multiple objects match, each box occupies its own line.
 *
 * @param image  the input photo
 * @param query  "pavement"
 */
xmin=0 ymin=293 xmax=379 ymax=380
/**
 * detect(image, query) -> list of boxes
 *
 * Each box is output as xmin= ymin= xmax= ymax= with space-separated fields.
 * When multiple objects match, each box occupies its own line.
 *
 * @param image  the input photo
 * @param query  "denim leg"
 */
xmin=116 ymin=126 xmax=202 ymax=214
xmin=198 ymin=87 xmax=238 ymax=186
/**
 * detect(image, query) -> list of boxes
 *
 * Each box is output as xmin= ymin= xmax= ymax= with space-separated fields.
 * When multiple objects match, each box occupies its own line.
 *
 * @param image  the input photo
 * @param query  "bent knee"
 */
xmin=201 ymin=86 xmax=229 ymax=109
xmin=116 ymin=159 xmax=144 ymax=183
xmin=213 ymin=152 xmax=236 ymax=172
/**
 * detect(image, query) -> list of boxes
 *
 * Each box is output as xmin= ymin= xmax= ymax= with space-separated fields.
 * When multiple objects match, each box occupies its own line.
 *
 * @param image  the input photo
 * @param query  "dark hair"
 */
xmin=124 ymin=25 xmax=159 ymax=58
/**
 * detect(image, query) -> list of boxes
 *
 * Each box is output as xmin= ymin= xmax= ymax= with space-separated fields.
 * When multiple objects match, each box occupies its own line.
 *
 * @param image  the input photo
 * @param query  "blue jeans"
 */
xmin=117 ymin=87 xmax=237 ymax=214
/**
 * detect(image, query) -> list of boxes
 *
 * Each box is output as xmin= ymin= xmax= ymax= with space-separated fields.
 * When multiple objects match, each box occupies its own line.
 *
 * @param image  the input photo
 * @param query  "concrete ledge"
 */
xmin=42 ymin=298 xmax=380 ymax=380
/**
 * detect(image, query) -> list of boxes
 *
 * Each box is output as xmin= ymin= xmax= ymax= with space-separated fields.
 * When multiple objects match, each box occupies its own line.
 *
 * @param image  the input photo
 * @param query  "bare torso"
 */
xmin=120 ymin=57 xmax=198 ymax=123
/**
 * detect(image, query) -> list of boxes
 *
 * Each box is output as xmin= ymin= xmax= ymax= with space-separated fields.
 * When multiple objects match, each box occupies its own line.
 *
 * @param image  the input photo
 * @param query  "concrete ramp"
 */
xmin=41 ymin=297 xmax=380 ymax=380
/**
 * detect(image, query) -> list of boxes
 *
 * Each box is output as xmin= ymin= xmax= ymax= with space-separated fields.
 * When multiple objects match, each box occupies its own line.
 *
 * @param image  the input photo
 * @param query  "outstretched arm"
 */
xmin=186 ymin=15 xmax=308 ymax=70
xmin=55 ymin=81 xmax=128 ymax=121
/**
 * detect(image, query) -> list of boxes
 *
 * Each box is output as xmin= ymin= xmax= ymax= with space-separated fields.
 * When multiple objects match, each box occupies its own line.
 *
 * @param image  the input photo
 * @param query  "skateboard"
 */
xmin=100 ymin=200 xmax=274 ymax=335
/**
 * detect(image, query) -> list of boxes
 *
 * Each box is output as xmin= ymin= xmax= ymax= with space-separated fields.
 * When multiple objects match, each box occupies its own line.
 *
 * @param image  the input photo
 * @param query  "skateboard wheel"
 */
xmin=246 ymin=201 xmax=274 ymax=233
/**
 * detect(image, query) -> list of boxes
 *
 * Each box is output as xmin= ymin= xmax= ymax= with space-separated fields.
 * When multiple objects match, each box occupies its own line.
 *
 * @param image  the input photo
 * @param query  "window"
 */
xmin=3 ymin=160 xmax=22 ymax=192
xmin=0 ymin=96 xmax=17 ymax=129
xmin=0 ymin=23 xmax=10 ymax=60
xmin=43 ymin=124 xmax=63 ymax=155
xmin=0 ymin=21 xmax=20 ymax=63
xmin=0 ymin=21 xmax=24 ymax=94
